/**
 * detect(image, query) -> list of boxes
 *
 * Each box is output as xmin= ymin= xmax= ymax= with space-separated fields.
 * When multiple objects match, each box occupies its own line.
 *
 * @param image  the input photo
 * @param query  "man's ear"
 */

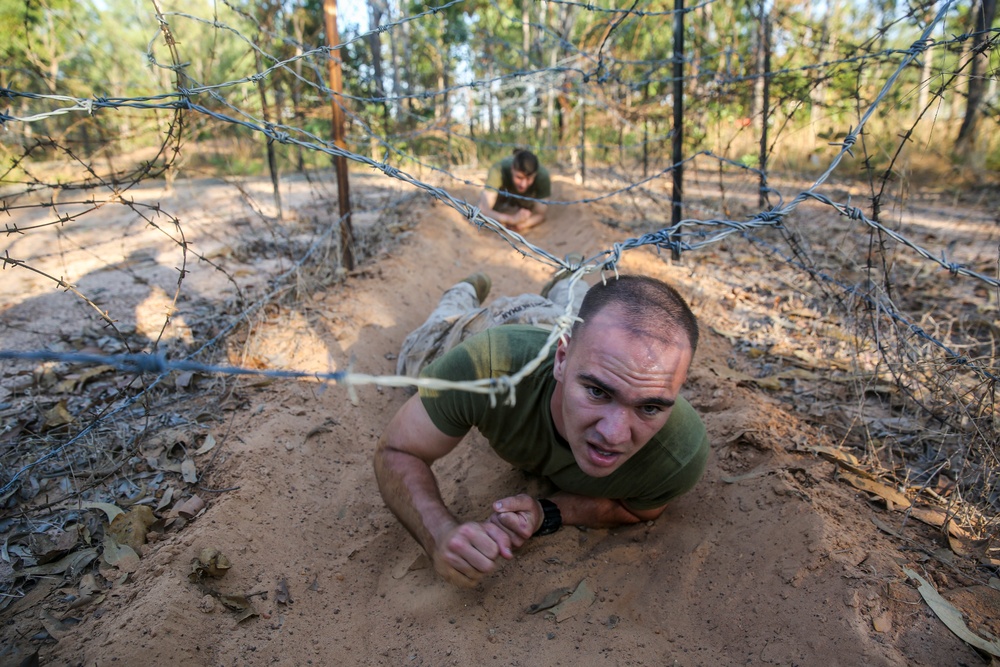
xmin=552 ymin=336 xmax=570 ymax=383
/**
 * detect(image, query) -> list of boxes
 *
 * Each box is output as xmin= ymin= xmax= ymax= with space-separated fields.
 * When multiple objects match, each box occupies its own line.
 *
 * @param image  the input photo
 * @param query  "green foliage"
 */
xmin=1 ymin=0 xmax=995 ymax=184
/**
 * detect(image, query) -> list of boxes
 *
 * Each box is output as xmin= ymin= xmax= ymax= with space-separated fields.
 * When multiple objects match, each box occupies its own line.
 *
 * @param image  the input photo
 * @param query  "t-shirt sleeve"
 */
xmin=485 ymin=162 xmax=504 ymax=191
xmin=622 ymin=430 xmax=709 ymax=512
xmin=533 ymin=168 xmax=552 ymax=199
xmin=417 ymin=332 xmax=494 ymax=438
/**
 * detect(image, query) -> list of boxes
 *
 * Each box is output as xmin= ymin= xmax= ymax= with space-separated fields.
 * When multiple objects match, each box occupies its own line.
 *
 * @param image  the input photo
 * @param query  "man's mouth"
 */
xmin=587 ymin=443 xmax=620 ymax=467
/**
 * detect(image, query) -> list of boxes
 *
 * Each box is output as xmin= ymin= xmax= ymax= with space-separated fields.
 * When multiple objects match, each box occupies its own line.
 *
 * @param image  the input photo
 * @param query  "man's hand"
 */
xmin=507 ymin=208 xmax=532 ymax=232
xmin=488 ymin=494 xmax=544 ymax=548
xmin=432 ymin=520 xmax=515 ymax=587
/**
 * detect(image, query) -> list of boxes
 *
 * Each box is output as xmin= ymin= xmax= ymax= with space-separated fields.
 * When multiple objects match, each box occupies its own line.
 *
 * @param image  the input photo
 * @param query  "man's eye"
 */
xmin=586 ymin=386 xmax=607 ymax=400
xmin=640 ymin=405 xmax=663 ymax=417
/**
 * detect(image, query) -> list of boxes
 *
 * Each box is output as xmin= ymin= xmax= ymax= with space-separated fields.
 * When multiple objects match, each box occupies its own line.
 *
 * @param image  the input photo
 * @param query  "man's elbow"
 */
xmin=623 ymin=503 xmax=666 ymax=524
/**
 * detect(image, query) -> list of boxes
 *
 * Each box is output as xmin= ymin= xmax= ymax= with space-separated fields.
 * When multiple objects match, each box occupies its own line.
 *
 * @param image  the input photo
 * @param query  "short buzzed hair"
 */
xmin=573 ymin=275 xmax=699 ymax=353
xmin=511 ymin=149 xmax=539 ymax=177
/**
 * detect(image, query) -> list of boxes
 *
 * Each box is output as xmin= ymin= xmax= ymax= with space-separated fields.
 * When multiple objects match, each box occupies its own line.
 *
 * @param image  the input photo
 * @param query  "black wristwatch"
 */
xmin=532 ymin=498 xmax=563 ymax=537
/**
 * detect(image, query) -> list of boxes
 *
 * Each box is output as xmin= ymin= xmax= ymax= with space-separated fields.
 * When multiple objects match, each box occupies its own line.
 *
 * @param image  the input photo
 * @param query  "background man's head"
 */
xmin=510 ymin=149 xmax=539 ymax=194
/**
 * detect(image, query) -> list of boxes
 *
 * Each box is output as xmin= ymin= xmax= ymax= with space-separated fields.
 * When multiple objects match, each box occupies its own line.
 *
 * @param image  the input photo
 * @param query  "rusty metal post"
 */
xmin=758 ymin=2 xmax=771 ymax=208
xmin=323 ymin=0 xmax=355 ymax=271
xmin=670 ymin=0 xmax=684 ymax=261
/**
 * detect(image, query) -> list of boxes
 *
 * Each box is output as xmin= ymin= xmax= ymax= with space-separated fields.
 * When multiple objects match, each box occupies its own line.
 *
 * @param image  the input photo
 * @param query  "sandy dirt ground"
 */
xmin=1 ymin=171 xmax=998 ymax=666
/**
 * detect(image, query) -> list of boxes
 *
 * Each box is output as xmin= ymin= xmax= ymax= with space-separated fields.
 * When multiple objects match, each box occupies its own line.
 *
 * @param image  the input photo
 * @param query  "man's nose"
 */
xmin=595 ymin=406 xmax=631 ymax=446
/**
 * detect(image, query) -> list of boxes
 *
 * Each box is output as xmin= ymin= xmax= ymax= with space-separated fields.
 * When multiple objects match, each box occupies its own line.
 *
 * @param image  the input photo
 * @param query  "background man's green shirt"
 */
xmin=485 ymin=156 xmax=551 ymax=209
xmin=418 ymin=326 xmax=709 ymax=511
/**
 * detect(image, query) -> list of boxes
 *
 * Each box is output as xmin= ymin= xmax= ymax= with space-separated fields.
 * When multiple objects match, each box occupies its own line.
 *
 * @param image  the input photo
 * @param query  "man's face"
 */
xmin=511 ymin=169 xmax=535 ymax=194
xmin=550 ymin=305 xmax=692 ymax=478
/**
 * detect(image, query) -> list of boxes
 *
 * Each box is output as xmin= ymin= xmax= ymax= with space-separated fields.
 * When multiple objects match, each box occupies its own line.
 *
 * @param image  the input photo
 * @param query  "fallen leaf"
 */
xmin=78 ymin=573 xmax=101 ymax=597
xmin=948 ymin=533 xmax=990 ymax=559
xmin=27 ymin=530 xmax=79 ymax=564
xmin=391 ymin=553 xmax=430 ymax=579
xmin=870 ymin=516 xmax=902 ymax=538
xmin=907 ymin=507 xmax=986 ymax=556
xmin=794 ymin=444 xmax=860 ymax=467
xmin=23 ymin=547 xmax=98 ymax=577
xmin=156 ymin=486 xmax=175 ymax=512
xmin=175 ymin=495 xmax=205 ymax=520
xmin=218 ymin=593 xmax=258 ymax=623
xmin=102 ymin=537 xmax=140 ymax=573
xmin=904 ymin=568 xmax=1000 ymax=657
xmin=54 ymin=365 xmax=114 ymax=393
xmin=276 ymin=578 xmax=293 ymax=605
xmin=39 ymin=610 xmax=78 ymax=640
xmin=42 ymin=401 xmax=74 ymax=430
xmin=109 ymin=506 xmax=156 ymax=553
xmin=305 ymin=426 xmax=332 ymax=442
xmin=547 ymin=579 xmax=596 ymax=622
xmin=837 ymin=470 xmax=911 ymax=509
xmin=81 ymin=501 xmax=125 ymax=522
xmin=189 ymin=547 xmax=232 ymax=581
xmin=181 ymin=458 xmax=198 ymax=484
xmin=175 ymin=371 xmax=195 ymax=390
xmin=526 ymin=586 xmax=573 ymax=614
xmin=194 ymin=434 xmax=217 ymax=455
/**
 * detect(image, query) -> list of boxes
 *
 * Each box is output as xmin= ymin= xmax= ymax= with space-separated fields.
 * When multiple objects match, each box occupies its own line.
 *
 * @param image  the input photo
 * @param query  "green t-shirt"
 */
xmin=485 ymin=156 xmax=552 ymax=210
xmin=419 ymin=326 xmax=709 ymax=511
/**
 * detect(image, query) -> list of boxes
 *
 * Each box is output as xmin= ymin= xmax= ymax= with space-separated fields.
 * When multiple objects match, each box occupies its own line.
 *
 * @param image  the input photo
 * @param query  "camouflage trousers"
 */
xmin=396 ymin=278 xmax=588 ymax=378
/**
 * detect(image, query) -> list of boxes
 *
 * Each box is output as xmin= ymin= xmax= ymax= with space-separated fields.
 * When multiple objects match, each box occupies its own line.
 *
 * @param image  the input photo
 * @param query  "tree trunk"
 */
xmin=388 ymin=0 xmax=401 ymax=123
xmin=955 ymin=0 xmax=997 ymax=155
xmin=254 ymin=42 xmax=283 ymax=220
xmin=368 ymin=0 xmax=389 ymax=130
xmin=917 ymin=2 xmax=936 ymax=117
xmin=292 ymin=10 xmax=305 ymax=172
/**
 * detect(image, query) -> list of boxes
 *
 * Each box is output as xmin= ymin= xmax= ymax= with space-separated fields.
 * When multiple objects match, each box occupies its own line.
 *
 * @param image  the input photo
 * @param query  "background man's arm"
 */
xmin=374 ymin=394 xmax=515 ymax=587
xmin=477 ymin=188 xmax=521 ymax=226
xmin=509 ymin=201 xmax=547 ymax=233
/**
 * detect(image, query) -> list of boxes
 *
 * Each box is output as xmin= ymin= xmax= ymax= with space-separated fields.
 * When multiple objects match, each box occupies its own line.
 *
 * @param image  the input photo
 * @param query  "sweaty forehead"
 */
xmin=570 ymin=315 xmax=690 ymax=377
xmin=577 ymin=304 xmax=690 ymax=353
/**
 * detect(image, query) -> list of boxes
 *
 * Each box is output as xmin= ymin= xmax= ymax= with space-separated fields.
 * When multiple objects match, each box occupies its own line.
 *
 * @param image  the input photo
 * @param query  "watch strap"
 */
xmin=532 ymin=498 xmax=562 ymax=536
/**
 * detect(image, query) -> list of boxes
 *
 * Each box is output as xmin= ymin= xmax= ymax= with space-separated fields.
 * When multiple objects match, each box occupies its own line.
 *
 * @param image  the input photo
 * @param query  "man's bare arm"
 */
xmin=490 ymin=491 xmax=665 ymax=542
xmin=552 ymin=491 xmax=665 ymax=527
xmin=374 ymin=394 xmax=514 ymax=587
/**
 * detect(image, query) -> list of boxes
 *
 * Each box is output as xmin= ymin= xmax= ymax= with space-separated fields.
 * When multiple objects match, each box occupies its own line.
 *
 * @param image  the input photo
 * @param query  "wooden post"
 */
xmin=323 ymin=0 xmax=355 ymax=271
xmin=579 ymin=88 xmax=586 ymax=185
xmin=670 ymin=0 xmax=684 ymax=261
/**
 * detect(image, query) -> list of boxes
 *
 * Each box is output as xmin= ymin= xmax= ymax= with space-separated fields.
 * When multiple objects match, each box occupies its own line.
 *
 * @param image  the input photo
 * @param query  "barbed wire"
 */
xmin=2 ymin=0 xmax=998 ymax=508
